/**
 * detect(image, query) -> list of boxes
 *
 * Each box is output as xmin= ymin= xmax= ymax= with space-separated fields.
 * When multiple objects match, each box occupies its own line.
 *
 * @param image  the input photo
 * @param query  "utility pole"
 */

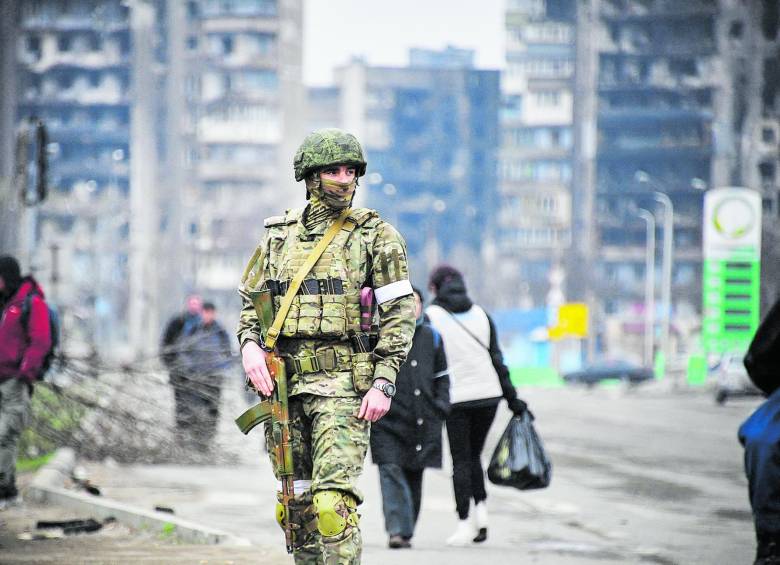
xmin=0 ymin=0 xmax=19 ymax=255
xmin=572 ymin=0 xmax=600 ymax=362
xmin=128 ymin=1 xmax=158 ymax=358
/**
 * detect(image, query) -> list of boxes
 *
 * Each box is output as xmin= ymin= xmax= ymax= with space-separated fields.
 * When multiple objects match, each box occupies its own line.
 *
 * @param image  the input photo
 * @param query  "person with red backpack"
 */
xmin=0 ymin=255 xmax=51 ymax=509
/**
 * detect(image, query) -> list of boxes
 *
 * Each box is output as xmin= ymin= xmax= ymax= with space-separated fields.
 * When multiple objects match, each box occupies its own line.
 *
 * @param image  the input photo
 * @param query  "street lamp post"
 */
xmin=636 ymin=208 xmax=656 ymax=367
xmin=653 ymin=192 xmax=673 ymax=375
xmin=635 ymin=170 xmax=674 ymax=375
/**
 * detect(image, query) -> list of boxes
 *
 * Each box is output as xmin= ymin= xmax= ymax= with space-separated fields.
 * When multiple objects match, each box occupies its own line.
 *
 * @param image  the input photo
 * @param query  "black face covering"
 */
xmin=433 ymin=276 xmax=473 ymax=313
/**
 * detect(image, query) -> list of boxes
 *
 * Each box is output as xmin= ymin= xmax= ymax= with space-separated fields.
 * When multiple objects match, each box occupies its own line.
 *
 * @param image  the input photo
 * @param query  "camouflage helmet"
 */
xmin=293 ymin=128 xmax=367 ymax=182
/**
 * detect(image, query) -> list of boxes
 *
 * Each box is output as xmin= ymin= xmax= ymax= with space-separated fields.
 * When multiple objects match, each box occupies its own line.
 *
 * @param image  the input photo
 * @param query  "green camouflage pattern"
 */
xmin=237 ymin=207 xmax=416 ymax=395
xmin=294 ymin=129 xmax=367 ymax=182
xmin=265 ymin=395 xmax=368 ymax=564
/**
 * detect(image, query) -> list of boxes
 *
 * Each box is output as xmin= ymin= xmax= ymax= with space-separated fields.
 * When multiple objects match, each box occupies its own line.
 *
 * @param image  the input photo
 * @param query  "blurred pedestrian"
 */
xmin=425 ymin=264 xmax=529 ymax=546
xmin=739 ymin=298 xmax=780 ymax=565
xmin=0 ymin=256 xmax=51 ymax=508
xmin=161 ymin=295 xmax=205 ymax=450
xmin=371 ymin=287 xmax=450 ymax=549
xmin=179 ymin=301 xmax=232 ymax=452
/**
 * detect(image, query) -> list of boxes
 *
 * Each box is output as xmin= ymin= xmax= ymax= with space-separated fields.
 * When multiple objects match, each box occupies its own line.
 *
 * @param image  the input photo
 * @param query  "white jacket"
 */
xmin=425 ymin=304 xmax=502 ymax=404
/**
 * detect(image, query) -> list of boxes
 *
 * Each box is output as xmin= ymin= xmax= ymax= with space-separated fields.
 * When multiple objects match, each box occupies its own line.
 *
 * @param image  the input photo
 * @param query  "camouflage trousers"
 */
xmin=0 ymin=378 xmax=31 ymax=497
xmin=265 ymin=394 xmax=369 ymax=565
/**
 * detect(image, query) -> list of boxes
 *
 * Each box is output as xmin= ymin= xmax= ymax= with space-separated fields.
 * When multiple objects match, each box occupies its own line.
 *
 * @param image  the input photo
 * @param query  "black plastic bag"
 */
xmin=487 ymin=412 xmax=552 ymax=490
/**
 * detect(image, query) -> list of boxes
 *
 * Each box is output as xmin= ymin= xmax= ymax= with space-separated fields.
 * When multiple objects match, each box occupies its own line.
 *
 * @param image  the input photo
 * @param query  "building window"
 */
xmin=187 ymin=36 xmax=198 ymax=50
xmin=26 ymin=35 xmax=41 ymax=53
xmin=759 ymin=161 xmax=777 ymax=185
xmin=222 ymin=35 xmax=234 ymax=54
xmin=57 ymin=35 xmax=72 ymax=52
xmin=730 ymin=20 xmax=744 ymax=39
xmin=203 ymin=0 xmax=277 ymax=17
xmin=87 ymin=33 xmax=100 ymax=51
xmin=534 ymin=90 xmax=560 ymax=107
xmin=762 ymin=127 xmax=777 ymax=144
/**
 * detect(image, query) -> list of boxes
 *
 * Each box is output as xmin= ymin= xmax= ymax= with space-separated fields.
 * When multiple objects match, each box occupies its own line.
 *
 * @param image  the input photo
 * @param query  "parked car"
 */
xmin=712 ymin=352 xmax=762 ymax=404
xmin=563 ymin=360 xmax=655 ymax=386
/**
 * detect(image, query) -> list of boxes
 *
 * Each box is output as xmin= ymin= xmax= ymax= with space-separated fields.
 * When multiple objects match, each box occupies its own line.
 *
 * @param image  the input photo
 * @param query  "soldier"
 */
xmin=237 ymin=128 xmax=416 ymax=563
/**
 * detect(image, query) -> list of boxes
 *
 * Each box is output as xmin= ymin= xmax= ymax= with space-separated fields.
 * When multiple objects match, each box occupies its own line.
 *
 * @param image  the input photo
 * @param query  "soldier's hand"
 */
xmin=242 ymin=341 xmax=274 ymax=397
xmin=358 ymin=388 xmax=391 ymax=422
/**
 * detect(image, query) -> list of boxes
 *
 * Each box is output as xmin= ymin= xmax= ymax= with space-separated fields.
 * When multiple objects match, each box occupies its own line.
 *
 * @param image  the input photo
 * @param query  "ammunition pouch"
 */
xmin=273 ymin=293 xmax=350 ymax=339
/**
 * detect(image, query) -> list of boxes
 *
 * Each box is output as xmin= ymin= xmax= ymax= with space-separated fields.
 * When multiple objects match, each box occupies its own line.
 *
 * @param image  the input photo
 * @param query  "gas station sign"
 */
xmin=702 ymin=187 xmax=762 ymax=354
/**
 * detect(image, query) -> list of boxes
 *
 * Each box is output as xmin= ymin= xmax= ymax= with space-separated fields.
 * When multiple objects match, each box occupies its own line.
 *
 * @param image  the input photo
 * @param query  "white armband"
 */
xmin=375 ymin=280 xmax=413 ymax=304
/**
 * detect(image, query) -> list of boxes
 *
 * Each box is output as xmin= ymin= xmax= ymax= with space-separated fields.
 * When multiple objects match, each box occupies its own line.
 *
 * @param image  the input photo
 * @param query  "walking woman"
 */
xmin=425 ymin=265 xmax=529 ymax=546
xmin=371 ymin=287 xmax=450 ymax=549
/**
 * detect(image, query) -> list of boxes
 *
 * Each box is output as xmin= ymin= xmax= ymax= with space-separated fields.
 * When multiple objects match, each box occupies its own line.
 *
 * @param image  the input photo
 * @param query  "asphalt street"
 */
xmin=71 ymin=381 xmax=761 ymax=565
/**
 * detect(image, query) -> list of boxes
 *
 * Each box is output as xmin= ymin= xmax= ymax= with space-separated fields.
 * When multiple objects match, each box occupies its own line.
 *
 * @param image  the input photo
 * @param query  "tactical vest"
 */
xmin=263 ymin=207 xmax=379 ymax=340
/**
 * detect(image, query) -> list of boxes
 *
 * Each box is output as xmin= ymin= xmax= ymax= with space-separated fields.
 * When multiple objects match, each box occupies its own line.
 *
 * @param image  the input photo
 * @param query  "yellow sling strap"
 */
xmin=264 ymin=207 xmax=355 ymax=350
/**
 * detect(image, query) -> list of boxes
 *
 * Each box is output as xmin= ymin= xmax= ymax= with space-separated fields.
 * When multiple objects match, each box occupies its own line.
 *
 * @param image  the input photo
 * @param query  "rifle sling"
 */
xmin=264 ymin=208 xmax=355 ymax=350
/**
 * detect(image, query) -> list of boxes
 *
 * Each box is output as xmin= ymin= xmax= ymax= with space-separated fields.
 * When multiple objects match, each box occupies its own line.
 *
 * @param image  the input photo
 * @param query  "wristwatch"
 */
xmin=372 ymin=380 xmax=396 ymax=398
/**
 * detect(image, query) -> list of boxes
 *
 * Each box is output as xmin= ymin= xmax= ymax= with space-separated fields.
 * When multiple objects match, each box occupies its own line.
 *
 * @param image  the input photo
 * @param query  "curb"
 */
xmin=26 ymin=448 xmax=251 ymax=546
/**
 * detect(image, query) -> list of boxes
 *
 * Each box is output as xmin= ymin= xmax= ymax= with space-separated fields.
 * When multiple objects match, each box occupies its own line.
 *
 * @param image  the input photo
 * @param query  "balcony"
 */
xmin=600 ymin=0 xmax=718 ymax=20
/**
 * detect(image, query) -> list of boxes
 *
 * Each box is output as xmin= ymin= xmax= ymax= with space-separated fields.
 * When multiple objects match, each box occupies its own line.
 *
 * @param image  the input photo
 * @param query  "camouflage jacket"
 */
xmin=237 ymin=207 xmax=416 ymax=397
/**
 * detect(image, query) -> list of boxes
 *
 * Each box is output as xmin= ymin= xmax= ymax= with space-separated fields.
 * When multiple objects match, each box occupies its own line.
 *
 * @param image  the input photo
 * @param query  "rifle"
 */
xmin=235 ymin=290 xmax=295 ymax=553
xmin=235 ymin=208 xmax=354 ymax=553
xmin=235 ymin=354 xmax=294 ymax=552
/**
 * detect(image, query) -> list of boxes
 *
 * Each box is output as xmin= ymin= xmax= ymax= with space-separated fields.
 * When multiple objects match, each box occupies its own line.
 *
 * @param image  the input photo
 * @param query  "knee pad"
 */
xmin=313 ymin=490 xmax=358 ymax=537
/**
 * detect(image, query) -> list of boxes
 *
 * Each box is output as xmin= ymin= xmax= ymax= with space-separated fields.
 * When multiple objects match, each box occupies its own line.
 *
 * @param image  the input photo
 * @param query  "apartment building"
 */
xmin=2 ymin=0 xmax=304 ymax=355
xmin=330 ymin=53 xmax=501 ymax=298
xmin=499 ymin=0 xmax=576 ymax=307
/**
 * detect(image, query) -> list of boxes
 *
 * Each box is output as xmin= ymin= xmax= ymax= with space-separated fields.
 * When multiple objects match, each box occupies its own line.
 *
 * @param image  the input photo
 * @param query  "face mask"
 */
xmin=319 ymin=177 xmax=357 ymax=209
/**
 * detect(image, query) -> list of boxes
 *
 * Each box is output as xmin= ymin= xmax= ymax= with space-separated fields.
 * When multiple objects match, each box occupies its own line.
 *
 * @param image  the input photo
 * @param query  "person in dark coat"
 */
xmin=0 ymin=256 xmax=51 ymax=508
xmin=739 ymin=298 xmax=780 ymax=565
xmin=161 ymin=295 xmax=203 ymax=450
xmin=371 ymin=287 xmax=450 ymax=549
xmin=179 ymin=301 xmax=232 ymax=451
xmin=162 ymin=297 xmax=232 ymax=454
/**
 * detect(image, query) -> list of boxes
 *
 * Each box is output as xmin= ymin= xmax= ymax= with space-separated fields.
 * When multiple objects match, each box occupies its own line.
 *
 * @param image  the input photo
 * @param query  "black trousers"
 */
xmin=171 ymin=372 xmax=221 ymax=450
xmin=446 ymin=403 xmax=498 ymax=519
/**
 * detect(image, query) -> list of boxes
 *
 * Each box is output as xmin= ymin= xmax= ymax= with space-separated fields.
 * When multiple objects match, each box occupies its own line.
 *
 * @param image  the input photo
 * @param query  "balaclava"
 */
xmin=303 ymin=171 xmax=357 ymax=229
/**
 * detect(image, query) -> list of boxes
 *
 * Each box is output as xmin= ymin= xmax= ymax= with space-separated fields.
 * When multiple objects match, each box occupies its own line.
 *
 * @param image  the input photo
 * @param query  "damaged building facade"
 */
xmin=0 ymin=0 xmax=303 ymax=356
xmin=309 ymin=51 xmax=501 ymax=297
xmin=572 ymin=0 xmax=780 ymax=356
xmin=498 ymin=0 xmax=576 ymax=308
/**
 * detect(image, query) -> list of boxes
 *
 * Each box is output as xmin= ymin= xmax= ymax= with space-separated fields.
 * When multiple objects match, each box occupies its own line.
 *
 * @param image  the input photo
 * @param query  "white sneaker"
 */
xmin=446 ymin=518 xmax=476 ymax=546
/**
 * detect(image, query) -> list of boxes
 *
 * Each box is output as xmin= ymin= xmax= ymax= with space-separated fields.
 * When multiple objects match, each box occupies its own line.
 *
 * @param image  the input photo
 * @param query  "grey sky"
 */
xmin=303 ymin=0 xmax=506 ymax=86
